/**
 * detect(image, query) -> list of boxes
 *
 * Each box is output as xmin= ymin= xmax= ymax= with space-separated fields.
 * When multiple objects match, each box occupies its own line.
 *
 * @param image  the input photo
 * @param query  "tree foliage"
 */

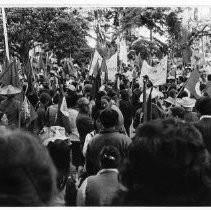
xmin=0 ymin=8 xmax=91 ymax=65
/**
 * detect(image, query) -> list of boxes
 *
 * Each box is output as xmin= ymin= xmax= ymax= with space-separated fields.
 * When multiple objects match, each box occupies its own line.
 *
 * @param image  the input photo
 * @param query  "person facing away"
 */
xmin=0 ymin=127 xmax=57 ymax=206
xmin=113 ymin=118 xmax=211 ymax=206
xmin=36 ymin=93 xmax=52 ymax=133
xmin=193 ymin=97 xmax=211 ymax=154
xmin=47 ymin=139 xmax=72 ymax=206
xmin=77 ymin=145 xmax=123 ymax=206
xmin=119 ymin=89 xmax=133 ymax=137
xmin=86 ymin=108 xmax=132 ymax=176
xmin=76 ymin=97 xmax=94 ymax=167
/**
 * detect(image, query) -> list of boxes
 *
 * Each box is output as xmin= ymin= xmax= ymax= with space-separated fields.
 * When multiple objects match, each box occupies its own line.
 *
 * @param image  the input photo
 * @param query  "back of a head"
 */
xmin=100 ymin=145 xmax=120 ymax=169
xmin=40 ymin=93 xmax=51 ymax=105
xmin=47 ymin=140 xmax=71 ymax=191
xmin=197 ymin=97 xmax=211 ymax=116
xmin=66 ymin=93 xmax=78 ymax=108
xmin=100 ymin=108 xmax=119 ymax=129
xmin=170 ymin=106 xmax=185 ymax=119
xmin=0 ymin=128 xmax=57 ymax=206
xmin=77 ymin=97 xmax=89 ymax=112
xmin=119 ymin=118 xmax=210 ymax=205
xmin=120 ymin=89 xmax=130 ymax=101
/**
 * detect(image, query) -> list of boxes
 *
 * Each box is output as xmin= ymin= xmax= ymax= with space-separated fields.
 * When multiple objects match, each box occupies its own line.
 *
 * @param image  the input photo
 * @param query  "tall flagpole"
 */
xmin=2 ymin=7 xmax=10 ymax=61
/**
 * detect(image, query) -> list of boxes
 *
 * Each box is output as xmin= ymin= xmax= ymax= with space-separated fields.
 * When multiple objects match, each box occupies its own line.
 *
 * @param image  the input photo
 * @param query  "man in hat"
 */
xmin=0 ymin=85 xmax=21 ymax=128
xmin=178 ymin=97 xmax=198 ymax=123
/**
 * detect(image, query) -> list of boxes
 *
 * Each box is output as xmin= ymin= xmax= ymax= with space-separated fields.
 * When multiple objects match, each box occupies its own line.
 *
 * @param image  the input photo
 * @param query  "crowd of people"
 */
xmin=1 ymin=60 xmax=211 ymax=206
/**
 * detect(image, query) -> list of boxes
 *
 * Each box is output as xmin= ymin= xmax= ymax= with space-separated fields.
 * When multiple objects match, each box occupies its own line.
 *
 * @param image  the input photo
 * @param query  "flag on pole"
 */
xmin=119 ymin=38 xmax=127 ymax=64
xmin=106 ymin=52 xmax=118 ymax=81
xmin=60 ymin=96 xmax=69 ymax=117
xmin=21 ymin=96 xmax=38 ymax=124
xmin=134 ymin=53 xmax=142 ymax=72
xmin=185 ymin=66 xmax=201 ymax=99
xmin=101 ymin=58 xmax=108 ymax=83
xmin=141 ymin=56 xmax=168 ymax=86
xmin=0 ymin=60 xmax=21 ymax=88
xmin=89 ymin=49 xmax=103 ymax=76
xmin=91 ymin=60 xmax=101 ymax=100
xmin=146 ymin=86 xmax=153 ymax=121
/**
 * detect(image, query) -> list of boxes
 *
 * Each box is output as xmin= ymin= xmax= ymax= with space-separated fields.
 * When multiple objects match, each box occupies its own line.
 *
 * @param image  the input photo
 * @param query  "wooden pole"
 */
xmin=2 ymin=7 xmax=10 ymax=61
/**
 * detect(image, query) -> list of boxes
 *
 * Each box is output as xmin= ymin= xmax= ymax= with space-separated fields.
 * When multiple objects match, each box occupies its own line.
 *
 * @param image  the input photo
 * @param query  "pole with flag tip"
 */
xmin=2 ymin=7 xmax=10 ymax=62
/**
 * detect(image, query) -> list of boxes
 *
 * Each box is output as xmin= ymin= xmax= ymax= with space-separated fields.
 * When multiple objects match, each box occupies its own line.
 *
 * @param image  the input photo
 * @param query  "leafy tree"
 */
xmin=0 ymin=8 xmax=91 ymax=65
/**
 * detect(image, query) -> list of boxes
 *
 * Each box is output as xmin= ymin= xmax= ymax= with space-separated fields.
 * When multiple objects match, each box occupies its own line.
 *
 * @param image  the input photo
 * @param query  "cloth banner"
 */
xmin=119 ymin=38 xmax=128 ymax=64
xmin=106 ymin=52 xmax=118 ymax=81
xmin=141 ymin=56 xmax=167 ymax=86
xmin=89 ymin=50 xmax=103 ymax=76
xmin=60 ymin=96 xmax=69 ymax=117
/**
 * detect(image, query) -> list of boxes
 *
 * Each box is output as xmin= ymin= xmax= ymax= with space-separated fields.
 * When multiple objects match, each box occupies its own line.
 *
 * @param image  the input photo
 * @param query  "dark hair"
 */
xmin=100 ymin=108 xmax=119 ymax=128
xmin=132 ymin=82 xmax=140 ymax=90
xmin=117 ymin=118 xmax=211 ymax=206
xmin=100 ymin=146 xmax=120 ymax=169
xmin=168 ymin=89 xmax=178 ymax=98
xmin=107 ymin=89 xmax=117 ymax=98
xmin=53 ymin=93 xmax=59 ymax=105
xmin=47 ymin=140 xmax=71 ymax=191
xmin=0 ymin=128 xmax=57 ymax=206
xmin=66 ymin=92 xmax=78 ymax=108
xmin=40 ymin=93 xmax=51 ymax=105
xmin=178 ymin=90 xmax=188 ymax=99
xmin=197 ymin=97 xmax=211 ymax=115
xmin=170 ymin=106 xmax=185 ymax=119
xmin=120 ymin=89 xmax=130 ymax=101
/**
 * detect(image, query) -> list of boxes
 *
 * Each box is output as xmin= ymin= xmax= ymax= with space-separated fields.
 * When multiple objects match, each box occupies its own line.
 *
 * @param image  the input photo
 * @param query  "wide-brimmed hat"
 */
xmin=178 ymin=97 xmax=196 ymax=108
xmin=140 ymin=88 xmax=164 ymax=102
xmin=0 ymin=85 xmax=21 ymax=95
xmin=42 ymin=126 xmax=71 ymax=146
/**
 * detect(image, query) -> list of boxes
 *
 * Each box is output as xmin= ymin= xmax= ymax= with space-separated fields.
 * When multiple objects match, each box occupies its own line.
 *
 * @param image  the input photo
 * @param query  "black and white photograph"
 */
xmin=1 ymin=1 xmax=211 ymax=206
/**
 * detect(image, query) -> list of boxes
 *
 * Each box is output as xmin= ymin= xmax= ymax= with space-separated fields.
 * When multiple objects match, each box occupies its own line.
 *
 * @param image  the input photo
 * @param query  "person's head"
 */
xmin=196 ymin=97 xmax=211 ymax=116
xmin=132 ymin=82 xmax=140 ymax=91
xmin=170 ymin=106 xmax=185 ymax=119
xmin=100 ymin=108 xmax=119 ymax=129
xmin=96 ymin=91 xmax=107 ymax=105
xmin=0 ymin=128 xmax=57 ymax=206
xmin=178 ymin=90 xmax=188 ymax=99
xmin=40 ymin=93 xmax=52 ymax=107
xmin=47 ymin=140 xmax=71 ymax=191
xmin=77 ymin=97 xmax=90 ymax=114
xmin=93 ymin=110 xmax=102 ymax=132
xmin=107 ymin=89 xmax=117 ymax=101
xmin=118 ymin=118 xmax=210 ymax=205
xmin=120 ymin=89 xmax=130 ymax=101
xmin=99 ymin=146 xmax=120 ymax=169
xmin=101 ymin=96 xmax=110 ymax=109
xmin=65 ymin=74 xmax=70 ymax=81
xmin=66 ymin=92 xmax=78 ymax=108
xmin=168 ymin=89 xmax=178 ymax=98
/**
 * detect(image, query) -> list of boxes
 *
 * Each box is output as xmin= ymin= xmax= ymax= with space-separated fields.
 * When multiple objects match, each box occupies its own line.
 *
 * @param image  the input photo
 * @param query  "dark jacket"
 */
xmin=86 ymin=128 xmax=132 ymax=176
xmin=193 ymin=117 xmax=211 ymax=154
xmin=119 ymin=99 xmax=133 ymax=125
xmin=76 ymin=113 xmax=94 ymax=145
